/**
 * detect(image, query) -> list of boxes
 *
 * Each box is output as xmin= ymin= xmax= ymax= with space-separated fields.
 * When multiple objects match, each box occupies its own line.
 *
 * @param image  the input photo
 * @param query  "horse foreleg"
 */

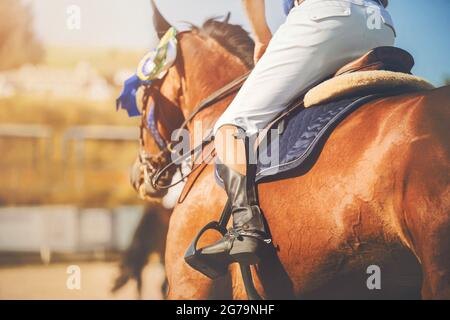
xmin=410 ymin=187 xmax=450 ymax=300
xmin=413 ymin=184 xmax=450 ymax=300
xmin=400 ymin=113 xmax=450 ymax=299
xmin=165 ymin=168 xmax=233 ymax=299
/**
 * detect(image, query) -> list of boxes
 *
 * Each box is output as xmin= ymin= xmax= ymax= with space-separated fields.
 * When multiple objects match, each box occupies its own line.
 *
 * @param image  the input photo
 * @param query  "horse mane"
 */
xmin=189 ymin=17 xmax=255 ymax=69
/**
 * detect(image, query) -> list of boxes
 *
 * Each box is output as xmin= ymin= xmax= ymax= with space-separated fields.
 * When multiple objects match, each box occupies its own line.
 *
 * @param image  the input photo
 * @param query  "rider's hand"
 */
xmin=242 ymin=0 xmax=272 ymax=65
xmin=254 ymin=40 xmax=270 ymax=64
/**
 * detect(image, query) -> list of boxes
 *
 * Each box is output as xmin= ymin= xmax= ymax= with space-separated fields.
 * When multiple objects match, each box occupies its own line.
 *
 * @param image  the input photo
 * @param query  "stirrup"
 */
xmin=184 ymin=221 xmax=231 ymax=279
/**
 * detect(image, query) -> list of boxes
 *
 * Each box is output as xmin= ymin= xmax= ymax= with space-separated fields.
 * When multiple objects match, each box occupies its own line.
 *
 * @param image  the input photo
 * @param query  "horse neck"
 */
xmin=179 ymin=33 xmax=249 ymax=133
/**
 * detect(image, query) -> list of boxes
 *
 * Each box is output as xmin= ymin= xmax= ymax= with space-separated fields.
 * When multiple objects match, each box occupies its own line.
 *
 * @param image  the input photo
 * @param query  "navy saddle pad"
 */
xmin=254 ymin=94 xmax=382 ymax=182
xmin=214 ymin=94 xmax=382 ymax=186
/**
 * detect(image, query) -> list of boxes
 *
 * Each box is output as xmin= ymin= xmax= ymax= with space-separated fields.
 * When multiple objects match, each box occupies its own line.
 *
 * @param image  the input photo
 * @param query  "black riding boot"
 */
xmin=199 ymin=162 xmax=271 ymax=265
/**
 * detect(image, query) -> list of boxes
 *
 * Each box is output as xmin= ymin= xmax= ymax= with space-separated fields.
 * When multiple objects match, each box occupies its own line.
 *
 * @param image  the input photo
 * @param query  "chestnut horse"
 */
xmin=132 ymin=11 xmax=450 ymax=299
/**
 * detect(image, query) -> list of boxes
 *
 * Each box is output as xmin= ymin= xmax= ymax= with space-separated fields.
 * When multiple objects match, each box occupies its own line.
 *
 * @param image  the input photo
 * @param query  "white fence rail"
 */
xmin=0 ymin=206 xmax=143 ymax=253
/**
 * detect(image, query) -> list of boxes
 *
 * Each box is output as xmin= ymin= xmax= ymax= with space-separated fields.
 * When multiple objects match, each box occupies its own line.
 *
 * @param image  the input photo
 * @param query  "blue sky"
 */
xmin=31 ymin=0 xmax=450 ymax=85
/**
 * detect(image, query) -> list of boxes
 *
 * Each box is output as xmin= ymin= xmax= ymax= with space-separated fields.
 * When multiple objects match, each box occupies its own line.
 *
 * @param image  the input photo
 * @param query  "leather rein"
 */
xmin=139 ymin=70 xmax=251 ymax=190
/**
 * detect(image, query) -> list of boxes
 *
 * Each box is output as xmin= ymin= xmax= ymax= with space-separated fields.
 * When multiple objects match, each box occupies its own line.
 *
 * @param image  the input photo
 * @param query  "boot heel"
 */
xmin=229 ymin=237 xmax=264 ymax=265
xmin=230 ymin=252 xmax=261 ymax=265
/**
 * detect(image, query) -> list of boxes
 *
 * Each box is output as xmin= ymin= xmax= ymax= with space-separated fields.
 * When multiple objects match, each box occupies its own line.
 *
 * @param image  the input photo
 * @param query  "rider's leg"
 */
xmin=206 ymin=0 xmax=396 ymax=265
xmin=214 ymin=1 xmax=395 ymax=137
xmin=214 ymin=125 xmax=247 ymax=175
xmin=201 ymin=124 xmax=269 ymax=266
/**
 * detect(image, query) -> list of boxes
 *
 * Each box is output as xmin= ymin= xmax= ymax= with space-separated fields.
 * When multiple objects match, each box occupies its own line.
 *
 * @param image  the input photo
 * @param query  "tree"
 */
xmin=0 ymin=0 xmax=44 ymax=70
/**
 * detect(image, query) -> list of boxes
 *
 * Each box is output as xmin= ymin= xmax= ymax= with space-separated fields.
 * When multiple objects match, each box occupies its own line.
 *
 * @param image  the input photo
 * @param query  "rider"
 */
xmin=200 ymin=0 xmax=395 ymax=266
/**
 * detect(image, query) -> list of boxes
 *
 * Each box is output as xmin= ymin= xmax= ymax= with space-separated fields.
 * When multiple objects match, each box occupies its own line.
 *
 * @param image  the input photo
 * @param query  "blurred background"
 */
xmin=0 ymin=0 xmax=449 ymax=300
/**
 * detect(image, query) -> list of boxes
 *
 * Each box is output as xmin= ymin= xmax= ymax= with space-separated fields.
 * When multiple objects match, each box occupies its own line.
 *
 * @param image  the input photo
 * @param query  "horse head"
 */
xmin=131 ymin=1 xmax=253 ymax=200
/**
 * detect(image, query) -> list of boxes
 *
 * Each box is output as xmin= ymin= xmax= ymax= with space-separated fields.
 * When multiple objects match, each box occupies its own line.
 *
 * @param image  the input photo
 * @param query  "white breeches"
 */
xmin=213 ymin=0 xmax=396 ymax=135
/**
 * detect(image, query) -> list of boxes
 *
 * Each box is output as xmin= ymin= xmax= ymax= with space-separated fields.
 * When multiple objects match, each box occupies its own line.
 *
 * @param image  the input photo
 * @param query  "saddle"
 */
xmin=304 ymin=47 xmax=432 ymax=108
xmin=253 ymin=47 xmax=433 ymax=180
xmin=203 ymin=47 xmax=433 ymax=186
xmin=335 ymin=46 xmax=414 ymax=77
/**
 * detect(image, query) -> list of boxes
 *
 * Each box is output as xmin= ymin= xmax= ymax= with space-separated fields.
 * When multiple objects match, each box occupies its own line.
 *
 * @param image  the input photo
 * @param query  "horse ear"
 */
xmin=223 ymin=12 xmax=231 ymax=24
xmin=150 ymin=0 xmax=172 ymax=39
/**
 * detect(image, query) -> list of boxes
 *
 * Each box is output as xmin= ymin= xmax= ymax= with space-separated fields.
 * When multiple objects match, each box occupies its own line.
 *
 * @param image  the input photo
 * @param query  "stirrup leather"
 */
xmin=184 ymin=132 xmax=271 ymax=279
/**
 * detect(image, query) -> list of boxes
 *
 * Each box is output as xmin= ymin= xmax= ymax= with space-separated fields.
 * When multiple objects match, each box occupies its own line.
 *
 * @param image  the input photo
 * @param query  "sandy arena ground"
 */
xmin=0 ymin=261 xmax=166 ymax=300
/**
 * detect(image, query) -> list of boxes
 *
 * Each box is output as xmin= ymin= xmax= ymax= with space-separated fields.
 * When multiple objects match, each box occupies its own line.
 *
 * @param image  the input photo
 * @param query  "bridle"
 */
xmin=137 ymin=65 xmax=251 ymax=192
xmin=138 ymin=84 xmax=176 ymax=191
